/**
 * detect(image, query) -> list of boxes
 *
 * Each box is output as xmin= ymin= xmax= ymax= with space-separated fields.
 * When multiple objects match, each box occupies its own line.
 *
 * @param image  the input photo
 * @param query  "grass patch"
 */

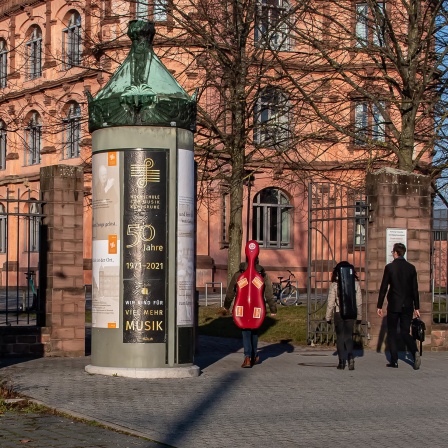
xmin=198 ymin=304 xmax=308 ymax=346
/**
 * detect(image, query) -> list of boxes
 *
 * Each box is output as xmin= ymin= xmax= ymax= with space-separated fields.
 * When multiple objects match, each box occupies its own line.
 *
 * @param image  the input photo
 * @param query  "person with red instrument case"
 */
xmin=223 ymin=240 xmax=277 ymax=368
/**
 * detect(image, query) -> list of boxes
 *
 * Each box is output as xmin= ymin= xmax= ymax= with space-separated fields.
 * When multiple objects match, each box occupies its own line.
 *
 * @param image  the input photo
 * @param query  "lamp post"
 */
xmin=244 ymin=172 xmax=255 ymax=243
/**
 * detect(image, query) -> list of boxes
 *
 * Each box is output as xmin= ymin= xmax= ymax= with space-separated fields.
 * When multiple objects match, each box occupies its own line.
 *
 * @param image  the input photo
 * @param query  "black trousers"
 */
xmin=334 ymin=312 xmax=355 ymax=361
xmin=387 ymin=307 xmax=418 ymax=363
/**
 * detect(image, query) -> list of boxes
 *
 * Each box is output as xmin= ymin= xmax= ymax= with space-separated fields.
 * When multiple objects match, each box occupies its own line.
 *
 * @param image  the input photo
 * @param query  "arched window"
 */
xmin=26 ymin=26 xmax=42 ymax=79
xmin=0 ymin=203 xmax=6 ymax=253
xmin=63 ymin=11 xmax=81 ymax=69
xmin=0 ymin=39 xmax=7 ymax=88
xmin=0 ymin=120 xmax=6 ymax=170
xmin=63 ymin=102 xmax=81 ymax=158
xmin=24 ymin=112 xmax=41 ymax=165
xmin=252 ymin=188 xmax=293 ymax=248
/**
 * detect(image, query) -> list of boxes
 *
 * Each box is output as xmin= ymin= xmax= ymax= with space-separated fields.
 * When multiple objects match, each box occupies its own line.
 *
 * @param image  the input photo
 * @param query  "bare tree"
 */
xmin=271 ymin=0 xmax=446 ymax=181
xmin=153 ymin=0 xmax=331 ymax=279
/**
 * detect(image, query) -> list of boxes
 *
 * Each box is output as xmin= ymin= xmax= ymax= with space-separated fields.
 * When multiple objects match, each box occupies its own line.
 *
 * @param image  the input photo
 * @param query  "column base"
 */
xmin=85 ymin=364 xmax=200 ymax=378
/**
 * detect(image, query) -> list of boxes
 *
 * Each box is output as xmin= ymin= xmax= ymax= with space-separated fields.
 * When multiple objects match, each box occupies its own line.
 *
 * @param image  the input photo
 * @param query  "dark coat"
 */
xmin=377 ymin=257 xmax=420 ymax=312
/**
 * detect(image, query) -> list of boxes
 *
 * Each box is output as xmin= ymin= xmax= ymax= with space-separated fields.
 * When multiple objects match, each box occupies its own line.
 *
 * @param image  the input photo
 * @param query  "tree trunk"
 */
xmin=227 ymin=163 xmax=244 ymax=284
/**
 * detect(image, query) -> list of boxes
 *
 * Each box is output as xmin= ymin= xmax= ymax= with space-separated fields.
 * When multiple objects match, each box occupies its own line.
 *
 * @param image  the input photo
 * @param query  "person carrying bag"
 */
xmin=326 ymin=261 xmax=363 ymax=370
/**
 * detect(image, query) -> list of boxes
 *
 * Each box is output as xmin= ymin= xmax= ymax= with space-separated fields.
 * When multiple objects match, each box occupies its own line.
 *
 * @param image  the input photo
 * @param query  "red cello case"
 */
xmin=232 ymin=240 xmax=266 ymax=329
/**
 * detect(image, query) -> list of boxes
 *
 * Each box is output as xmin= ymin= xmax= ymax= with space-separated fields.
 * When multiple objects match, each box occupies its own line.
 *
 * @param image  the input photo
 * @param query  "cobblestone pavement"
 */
xmin=0 ymin=409 xmax=161 ymax=448
xmin=1 ymin=335 xmax=448 ymax=448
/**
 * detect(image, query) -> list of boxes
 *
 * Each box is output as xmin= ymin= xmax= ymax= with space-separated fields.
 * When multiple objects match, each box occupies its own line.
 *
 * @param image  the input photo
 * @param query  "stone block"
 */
xmin=54 ymin=327 xmax=75 ymax=339
xmin=62 ymin=315 xmax=85 ymax=327
xmin=75 ymin=327 xmax=86 ymax=339
xmin=61 ymin=339 xmax=85 ymax=355
xmin=53 ymin=276 xmax=75 ymax=289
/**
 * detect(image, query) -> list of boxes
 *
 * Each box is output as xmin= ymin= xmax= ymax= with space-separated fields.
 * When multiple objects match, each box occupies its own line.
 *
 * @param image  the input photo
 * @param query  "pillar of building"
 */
xmin=366 ymin=168 xmax=432 ymax=351
xmin=39 ymin=165 xmax=85 ymax=357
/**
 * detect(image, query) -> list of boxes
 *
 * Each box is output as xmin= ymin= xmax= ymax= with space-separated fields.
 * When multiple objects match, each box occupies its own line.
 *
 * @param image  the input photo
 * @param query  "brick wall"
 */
xmin=0 ymin=327 xmax=44 ymax=358
xmin=39 ymin=165 xmax=85 ymax=357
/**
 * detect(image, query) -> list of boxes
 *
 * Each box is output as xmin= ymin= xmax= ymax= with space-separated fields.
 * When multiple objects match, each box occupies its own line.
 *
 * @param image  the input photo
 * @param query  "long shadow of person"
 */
xmin=376 ymin=314 xmax=413 ymax=367
xmin=195 ymin=315 xmax=286 ymax=369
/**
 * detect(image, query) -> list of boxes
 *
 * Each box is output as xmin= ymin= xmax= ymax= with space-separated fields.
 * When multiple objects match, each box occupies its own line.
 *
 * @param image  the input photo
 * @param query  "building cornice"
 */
xmin=0 ymin=0 xmax=45 ymax=19
xmin=0 ymin=69 xmax=99 ymax=103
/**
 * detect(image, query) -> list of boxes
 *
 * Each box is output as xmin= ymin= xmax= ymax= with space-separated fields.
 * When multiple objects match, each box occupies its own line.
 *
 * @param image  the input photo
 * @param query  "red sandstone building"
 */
xmin=0 ymin=0 xmax=431 ymax=294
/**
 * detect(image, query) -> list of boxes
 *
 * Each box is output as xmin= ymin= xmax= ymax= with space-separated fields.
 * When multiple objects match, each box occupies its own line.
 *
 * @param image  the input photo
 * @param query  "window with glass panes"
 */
xmin=354 ymin=101 xmax=385 ymax=144
xmin=26 ymin=27 xmax=42 ymax=79
xmin=252 ymin=188 xmax=292 ymax=248
xmin=0 ymin=204 xmax=6 ymax=253
xmin=63 ymin=12 xmax=81 ymax=69
xmin=0 ymin=120 xmax=6 ymax=170
xmin=0 ymin=39 xmax=7 ymax=88
xmin=28 ymin=202 xmax=40 ymax=252
xmin=24 ymin=112 xmax=41 ymax=165
xmin=355 ymin=2 xmax=385 ymax=47
xmin=254 ymin=87 xmax=290 ymax=147
xmin=255 ymin=0 xmax=290 ymax=50
xmin=63 ymin=103 xmax=81 ymax=158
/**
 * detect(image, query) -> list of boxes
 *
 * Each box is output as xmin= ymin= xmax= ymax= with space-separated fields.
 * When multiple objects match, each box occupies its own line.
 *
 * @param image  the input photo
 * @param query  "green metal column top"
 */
xmin=87 ymin=20 xmax=197 ymax=133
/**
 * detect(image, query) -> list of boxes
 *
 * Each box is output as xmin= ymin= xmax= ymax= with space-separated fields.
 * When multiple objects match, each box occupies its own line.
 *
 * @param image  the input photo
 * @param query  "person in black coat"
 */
xmin=377 ymin=243 xmax=421 ymax=370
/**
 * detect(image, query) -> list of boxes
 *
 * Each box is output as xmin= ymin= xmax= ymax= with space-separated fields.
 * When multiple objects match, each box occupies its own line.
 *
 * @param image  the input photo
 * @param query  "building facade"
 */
xmin=0 ymin=0 xmax=432 ymax=293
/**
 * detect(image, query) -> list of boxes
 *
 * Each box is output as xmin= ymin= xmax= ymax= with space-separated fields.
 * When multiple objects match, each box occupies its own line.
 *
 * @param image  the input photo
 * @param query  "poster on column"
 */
xmin=91 ymin=151 xmax=121 ymax=329
xmin=123 ymin=149 xmax=168 ymax=343
xmin=177 ymin=149 xmax=195 ymax=326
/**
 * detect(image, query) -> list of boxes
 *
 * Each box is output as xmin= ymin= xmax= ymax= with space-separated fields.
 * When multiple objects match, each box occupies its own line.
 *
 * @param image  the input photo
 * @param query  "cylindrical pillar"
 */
xmin=85 ymin=127 xmax=198 ymax=378
xmin=85 ymin=20 xmax=198 ymax=378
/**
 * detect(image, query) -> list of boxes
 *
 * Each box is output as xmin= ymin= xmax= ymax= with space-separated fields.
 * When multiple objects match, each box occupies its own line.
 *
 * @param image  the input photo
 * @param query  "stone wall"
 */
xmin=366 ymin=168 xmax=433 ymax=351
xmin=39 ymin=165 xmax=85 ymax=357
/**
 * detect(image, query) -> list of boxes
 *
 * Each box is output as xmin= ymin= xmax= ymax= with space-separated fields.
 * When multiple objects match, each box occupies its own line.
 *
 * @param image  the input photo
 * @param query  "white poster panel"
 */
xmin=92 ymin=151 xmax=121 ymax=328
xmin=177 ymin=149 xmax=195 ymax=326
xmin=386 ymin=228 xmax=407 ymax=264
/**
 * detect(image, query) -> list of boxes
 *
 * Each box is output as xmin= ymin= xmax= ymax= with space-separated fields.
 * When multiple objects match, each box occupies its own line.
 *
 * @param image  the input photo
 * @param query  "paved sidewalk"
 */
xmin=1 ymin=336 xmax=448 ymax=447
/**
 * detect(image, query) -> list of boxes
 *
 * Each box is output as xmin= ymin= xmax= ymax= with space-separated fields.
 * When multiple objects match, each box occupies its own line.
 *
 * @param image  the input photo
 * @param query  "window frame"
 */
xmin=354 ymin=100 xmax=386 ymax=145
xmin=62 ymin=102 xmax=81 ymax=159
xmin=135 ymin=0 xmax=168 ymax=21
xmin=0 ymin=39 xmax=7 ymax=88
xmin=355 ymin=2 xmax=386 ymax=48
xmin=25 ymin=27 xmax=42 ymax=80
xmin=62 ymin=11 xmax=82 ymax=70
xmin=24 ymin=112 xmax=41 ymax=166
xmin=354 ymin=200 xmax=367 ymax=247
xmin=255 ymin=0 xmax=290 ymax=51
xmin=0 ymin=203 xmax=6 ymax=254
xmin=27 ymin=202 xmax=40 ymax=253
xmin=0 ymin=120 xmax=6 ymax=170
xmin=254 ymin=87 xmax=290 ymax=148
xmin=252 ymin=187 xmax=293 ymax=249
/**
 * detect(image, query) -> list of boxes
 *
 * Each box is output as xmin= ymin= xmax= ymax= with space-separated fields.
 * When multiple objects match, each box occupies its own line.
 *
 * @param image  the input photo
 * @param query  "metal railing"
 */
xmin=0 ymin=190 xmax=45 ymax=326
xmin=204 ymin=282 xmax=223 ymax=306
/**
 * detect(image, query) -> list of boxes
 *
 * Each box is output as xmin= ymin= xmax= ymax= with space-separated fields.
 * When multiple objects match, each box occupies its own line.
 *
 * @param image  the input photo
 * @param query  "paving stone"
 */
xmin=1 ymin=335 xmax=448 ymax=447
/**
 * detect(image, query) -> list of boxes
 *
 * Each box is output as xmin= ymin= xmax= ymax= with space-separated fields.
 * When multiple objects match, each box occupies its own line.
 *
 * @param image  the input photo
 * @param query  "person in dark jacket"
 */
xmin=377 ymin=243 xmax=421 ymax=370
xmin=326 ymin=262 xmax=362 ymax=371
xmin=223 ymin=260 xmax=277 ymax=368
